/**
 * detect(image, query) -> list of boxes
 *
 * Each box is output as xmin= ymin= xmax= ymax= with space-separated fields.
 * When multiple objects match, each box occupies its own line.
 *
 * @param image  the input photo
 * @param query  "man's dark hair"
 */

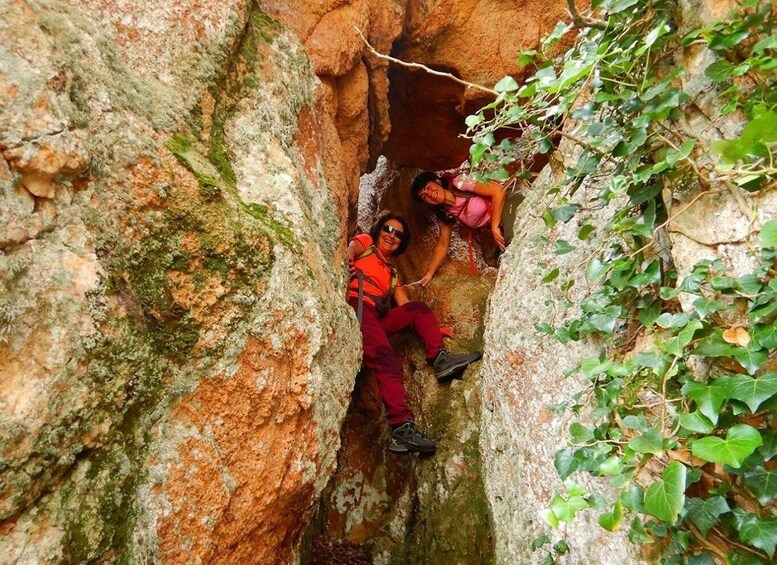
xmin=370 ymin=213 xmax=411 ymax=257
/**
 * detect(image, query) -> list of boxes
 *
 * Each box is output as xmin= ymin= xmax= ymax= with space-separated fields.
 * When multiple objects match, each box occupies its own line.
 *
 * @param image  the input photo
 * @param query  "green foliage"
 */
xmin=467 ymin=0 xmax=777 ymax=561
xmin=644 ymin=461 xmax=686 ymax=524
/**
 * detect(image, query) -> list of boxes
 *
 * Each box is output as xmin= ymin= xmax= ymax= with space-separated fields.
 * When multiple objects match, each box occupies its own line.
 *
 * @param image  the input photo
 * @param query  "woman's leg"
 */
xmin=380 ymin=301 xmax=444 ymax=361
xmin=350 ymin=300 xmax=414 ymax=426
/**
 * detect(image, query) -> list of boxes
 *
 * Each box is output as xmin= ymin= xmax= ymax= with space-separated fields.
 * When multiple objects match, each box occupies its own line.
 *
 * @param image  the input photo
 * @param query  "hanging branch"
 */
xmin=353 ymin=26 xmax=499 ymax=96
xmin=566 ymin=0 xmax=608 ymax=30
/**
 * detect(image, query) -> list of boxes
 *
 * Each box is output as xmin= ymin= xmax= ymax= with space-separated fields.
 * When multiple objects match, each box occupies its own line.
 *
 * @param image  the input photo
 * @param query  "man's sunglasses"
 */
xmin=381 ymin=225 xmax=405 ymax=240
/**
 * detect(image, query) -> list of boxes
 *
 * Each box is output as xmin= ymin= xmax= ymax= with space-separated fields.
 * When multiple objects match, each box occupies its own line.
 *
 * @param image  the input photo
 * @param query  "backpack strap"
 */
xmin=353 ymin=244 xmax=398 ymax=303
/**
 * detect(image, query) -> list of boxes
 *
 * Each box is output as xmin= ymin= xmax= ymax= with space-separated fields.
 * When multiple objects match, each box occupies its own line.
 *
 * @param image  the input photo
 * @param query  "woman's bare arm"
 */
xmin=470 ymin=180 xmax=506 ymax=251
xmin=420 ymin=222 xmax=452 ymax=286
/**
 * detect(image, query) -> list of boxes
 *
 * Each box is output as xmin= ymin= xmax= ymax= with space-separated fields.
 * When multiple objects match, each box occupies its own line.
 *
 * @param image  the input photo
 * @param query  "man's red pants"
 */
xmin=349 ymin=299 xmax=444 ymax=426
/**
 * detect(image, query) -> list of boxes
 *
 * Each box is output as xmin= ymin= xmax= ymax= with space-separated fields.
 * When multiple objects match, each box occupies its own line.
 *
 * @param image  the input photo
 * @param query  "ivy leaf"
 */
xmin=644 ymin=460 xmax=686 ymax=524
xmin=753 ymin=322 xmax=777 ymax=348
xmin=586 ymin=257 xmax=608 ymax=283
xmin=517 ymin=50 xmax=538 ymax=68
xmin=693 ymin=330 xmax=740 ymax=357
xmin=620 ymin=485 xmax=644 ymax=513
xmin=686 ymin=496 xmax=730 ymax=537
xmin=733 ymin=347 xmax=767 ymax=375
xmin=693 ymin=297 xmax=725 ymax=319
xmin=554 ymin=448 xmax=579 ymax=480
xmin=638 ymin=302 xmax=661 ymax=327
xmin=750 ymin=300 xmax=777 ymax=323
xmin=691 ymin=424 xmax=763 ymax=468
xmin=635 ymin=351 xmax=667 ymax=375
xmin=705 ymin=59 xmax=737 ymax=81
xmin=531 ymin=534 xmax=551 ymax=550
xmin=758 ymin=430 xmax=777 ymax=461
xmin=569 ymin=422 xmax=594 ymax=444
xmin=553 ymin=539 xmax=569 ymax=554
xmin=687 ymin=554 xmax=715 ymax=565
xmin=465 ymin=113 xmax=484 ymax=128
xmin=598 ymin=500 xmax=624 ymax=532
xmin=608 ymin=0 xmax=639 ymax=14
xmin=743 ymin=467 xmax=777 ymax=505
xmin=736 ymin=274 xmax=764 ymax=296
xmin=663 ymin=319 xmax=703 ymax=356
xmin=732 ymin=508 xmax=777 ymax=558
xmin=753 ymin=33 xmax=777 ymax=54
xmin=494 ymin=75 xmax=519 ymax=93
xmin=555 ymin=239 xmax=575 ymax=255
xmin=761 ymin=219 xmax=777 ymax=248
xmin=727 ymin=551 xmax=766 ymax=565
xmin=727 ymin=373 xmax=777 ymax=412
xmin=598 ymin=456 xmax=622 ymax=476
xmin=656 ymin=312 xmax=690 ymax=329
xmin=550 ymin=204 xmax=579 ymax=223
xmin=629 ymin=517 xmax=652 ymax=544
xmin=543 ymin=267 xmax=560 ymax=283
xmin=681 ymin=380 xmax=729 ymax=424
xmin=578 ymin=224 xmax=595 ymax=240
xmin=622 ymin=415 xmax=647 ymax=432
xmin=549 ymin=493 xmax=589 ymax=523
xmin=580 ymin=356 xmax=615 ymax=379
xmin=678 ymin=411 xmax=714 ymax=434
xmin=628 ymin=427 xmax=664 ymax=455
xmin=535 ymin=322 xmax=553 ymax=335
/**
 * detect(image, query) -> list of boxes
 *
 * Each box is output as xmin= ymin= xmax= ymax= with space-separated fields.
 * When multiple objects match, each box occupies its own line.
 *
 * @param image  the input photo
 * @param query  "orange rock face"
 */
xmin=385 ymin=0 xmax=569 ymax=168
xmin=155 ymin=337 xmax=321 ymax=564
xmin=262 ymin=0 xmax=567 ymax=172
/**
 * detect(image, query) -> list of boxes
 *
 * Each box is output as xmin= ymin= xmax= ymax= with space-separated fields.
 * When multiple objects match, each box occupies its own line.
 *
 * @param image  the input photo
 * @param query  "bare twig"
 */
xmin=661 ymin=357 xmax=678 ymax=433
xmin=686 ymin=522 xmax=728 ymax=561
xmin=656 ymin=130 xmax=754 ymax=221
xmin=557 ymin=129 xmax=608 ymax=157
xmin=354 ymin=26 xmax=499 ymax=96
xmin=566 ymin=0 xmax=608 ymax=30
xmin=626 ymin=188 xmax=727 ymax=259
xmin=711 ymin=527 xmax=771 ymax=561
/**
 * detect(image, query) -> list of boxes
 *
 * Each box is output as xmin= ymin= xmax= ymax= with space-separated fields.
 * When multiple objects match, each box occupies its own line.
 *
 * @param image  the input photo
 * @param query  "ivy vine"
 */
xmin=466 ymin=0 xmax=776 ymax=563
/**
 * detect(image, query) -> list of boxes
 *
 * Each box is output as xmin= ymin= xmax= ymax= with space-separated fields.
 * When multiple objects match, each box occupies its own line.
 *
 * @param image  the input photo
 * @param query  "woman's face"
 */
xmin=376 ymin=219 xmax=405 ymax=256
xmin=419 ymin=181 xmax=445 ymax=205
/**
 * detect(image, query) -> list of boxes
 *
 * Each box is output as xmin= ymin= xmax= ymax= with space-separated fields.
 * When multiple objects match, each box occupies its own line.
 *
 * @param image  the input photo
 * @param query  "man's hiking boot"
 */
xmin=389 ymin=421 xmax=437 ymax=454
xmin=432 ymin=349 xmax=481 ymax=383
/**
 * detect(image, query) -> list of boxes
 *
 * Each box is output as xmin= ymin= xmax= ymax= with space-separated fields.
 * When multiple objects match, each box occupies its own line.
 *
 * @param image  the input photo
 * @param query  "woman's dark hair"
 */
xmin=370 ymin=212 xmax=411 ymax=257
xmin=410 ymin=172 xmax=441 ymax=201
xmin=410 ymin=172 xmax=456 ymax=225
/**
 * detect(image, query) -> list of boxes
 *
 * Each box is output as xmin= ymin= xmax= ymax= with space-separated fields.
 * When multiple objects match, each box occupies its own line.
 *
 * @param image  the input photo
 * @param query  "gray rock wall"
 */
xmin=0 ymin=1 xmax=359 ymax=562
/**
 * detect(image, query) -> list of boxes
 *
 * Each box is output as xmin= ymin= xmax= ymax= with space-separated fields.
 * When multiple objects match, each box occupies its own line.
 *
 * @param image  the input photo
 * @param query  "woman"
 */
xmin=411 ymin=171 xmax=507 ymax=286
xmin=347 ymin=213 xmax=480 ymax=454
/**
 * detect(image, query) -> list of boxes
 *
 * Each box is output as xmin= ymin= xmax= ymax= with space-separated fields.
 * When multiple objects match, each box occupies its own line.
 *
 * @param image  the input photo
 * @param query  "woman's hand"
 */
xmin=492 ymin=226 xmax=507 ymax=252
xmin=419 ymin=272 xmax=435 ymax=287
